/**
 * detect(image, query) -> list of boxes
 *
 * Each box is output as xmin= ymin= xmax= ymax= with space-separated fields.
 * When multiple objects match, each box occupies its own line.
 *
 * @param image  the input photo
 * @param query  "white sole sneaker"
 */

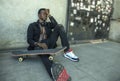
xmin=64 ymin=54 xmax=79 ymax=62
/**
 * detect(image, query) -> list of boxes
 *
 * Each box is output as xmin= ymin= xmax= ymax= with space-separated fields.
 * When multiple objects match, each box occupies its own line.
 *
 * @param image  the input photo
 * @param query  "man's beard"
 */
xmin=41 ymin=17 xmax=47 ymax=21
xmin=40 ymin=20 xmax=46 ymax=26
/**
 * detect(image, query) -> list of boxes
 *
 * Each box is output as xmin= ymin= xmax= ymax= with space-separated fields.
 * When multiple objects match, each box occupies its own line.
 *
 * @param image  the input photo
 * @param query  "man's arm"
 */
xmin=46 ymin=9 xmax=58 ymax=28
xmin=48 ymin=15 xmax=58 ymax=29
xmin=49 ymin=15 xmax=58 ymax=25
xmin=27 ymin=24 xmax=48 ymax=49
xmin=27 ymin=24 xmax=36 ymax=46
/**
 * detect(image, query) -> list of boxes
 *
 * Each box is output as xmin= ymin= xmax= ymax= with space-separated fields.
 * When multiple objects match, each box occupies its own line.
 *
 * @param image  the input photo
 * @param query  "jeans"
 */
xmin=35 ymin=24 xmax=70 ymax=79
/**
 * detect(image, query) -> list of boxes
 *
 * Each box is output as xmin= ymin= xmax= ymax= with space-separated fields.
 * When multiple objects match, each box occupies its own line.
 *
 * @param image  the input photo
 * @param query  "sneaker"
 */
xmin=64 ymin=49 xmax=79 ymax=62
xmin=51 ymin=62 xmax=71 ymax=81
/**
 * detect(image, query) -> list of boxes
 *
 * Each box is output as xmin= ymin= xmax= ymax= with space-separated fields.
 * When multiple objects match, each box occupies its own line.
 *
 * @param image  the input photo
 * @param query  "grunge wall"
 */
xmin=0 ymin=0 xmax=67 ymax=49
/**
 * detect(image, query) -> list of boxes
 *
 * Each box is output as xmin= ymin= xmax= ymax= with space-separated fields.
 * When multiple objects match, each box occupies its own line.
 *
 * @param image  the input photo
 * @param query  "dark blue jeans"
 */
xmin=35 ymin=24 xmax=70 ymax=79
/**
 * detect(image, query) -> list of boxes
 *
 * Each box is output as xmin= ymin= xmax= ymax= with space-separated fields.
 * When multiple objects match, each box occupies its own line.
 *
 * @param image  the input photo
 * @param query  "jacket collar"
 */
xmin=36 ymin=20 xmax=47 ymax=27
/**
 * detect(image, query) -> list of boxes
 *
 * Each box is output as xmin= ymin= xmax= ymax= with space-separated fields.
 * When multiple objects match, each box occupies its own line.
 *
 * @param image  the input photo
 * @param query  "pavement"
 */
xmin=0 ymin=41 xmax=120 ymax=81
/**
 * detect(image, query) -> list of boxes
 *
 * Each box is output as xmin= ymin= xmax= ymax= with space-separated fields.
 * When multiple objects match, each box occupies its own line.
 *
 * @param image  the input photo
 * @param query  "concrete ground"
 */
xmin=0 ymin=41 xmax=120 ymax=81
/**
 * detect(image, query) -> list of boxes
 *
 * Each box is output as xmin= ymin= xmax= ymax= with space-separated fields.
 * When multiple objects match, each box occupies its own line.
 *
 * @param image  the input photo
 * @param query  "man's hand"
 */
xmin=37 ymin=43 xmax=48 ymax=49
xmin=45 ymin=9 xmax=50 ymax=17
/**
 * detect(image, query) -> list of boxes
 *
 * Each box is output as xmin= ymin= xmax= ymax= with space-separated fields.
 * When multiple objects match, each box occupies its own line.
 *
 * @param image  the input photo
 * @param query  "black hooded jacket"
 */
xmin=27 ymin=16 xmax=58 ymax=50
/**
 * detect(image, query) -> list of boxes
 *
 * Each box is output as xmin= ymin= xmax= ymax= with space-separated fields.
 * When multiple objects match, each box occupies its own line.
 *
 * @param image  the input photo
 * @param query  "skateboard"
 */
xmin=51 ymin=62 xmax=71 ymax=81
xmin=12 ymin=47 xmax=66 ymax=62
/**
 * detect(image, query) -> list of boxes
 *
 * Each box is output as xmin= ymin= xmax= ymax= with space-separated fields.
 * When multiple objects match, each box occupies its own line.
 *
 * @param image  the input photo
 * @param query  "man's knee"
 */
xmin=55 ymin=24 xmax=65 ymax=31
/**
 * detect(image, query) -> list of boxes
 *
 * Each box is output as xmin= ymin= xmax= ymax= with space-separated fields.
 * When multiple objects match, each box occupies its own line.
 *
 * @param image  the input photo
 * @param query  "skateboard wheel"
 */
xmin=49 ymin=56 xmax=53 ymax=60
xmin=18 ymin=57 xmax=23 ymax=62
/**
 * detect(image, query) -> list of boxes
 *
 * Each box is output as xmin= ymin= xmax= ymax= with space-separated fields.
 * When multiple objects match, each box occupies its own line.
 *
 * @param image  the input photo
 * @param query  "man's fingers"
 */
xmin=43 ymin=43 xmax=48 ymax=49
xmin=37 ymin=43 xmax=48 ymax=49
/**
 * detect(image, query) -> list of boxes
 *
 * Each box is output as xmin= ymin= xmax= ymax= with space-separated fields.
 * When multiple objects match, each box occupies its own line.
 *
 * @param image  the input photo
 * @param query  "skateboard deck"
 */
xmin=12 ymin=47 xmax=66 ymax=62
xmin=51 ymin=62 xmax=71 ymax=81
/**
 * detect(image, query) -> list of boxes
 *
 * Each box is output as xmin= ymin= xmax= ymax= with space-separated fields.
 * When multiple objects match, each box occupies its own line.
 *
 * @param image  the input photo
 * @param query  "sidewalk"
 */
xmin=0 ymin=41 xmax=120 ymax=81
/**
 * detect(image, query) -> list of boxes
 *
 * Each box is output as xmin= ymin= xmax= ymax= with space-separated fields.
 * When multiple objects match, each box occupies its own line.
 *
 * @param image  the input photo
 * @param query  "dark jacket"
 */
xmin=27 ymin=16 xmax=58 ymax=50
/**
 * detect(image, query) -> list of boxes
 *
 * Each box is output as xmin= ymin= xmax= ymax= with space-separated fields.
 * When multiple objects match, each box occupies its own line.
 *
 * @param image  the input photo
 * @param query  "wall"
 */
xmin=109 ymin=21 xmax=120 ymax=42
xmin=112 ymin=0 xmax=120 ymax=19
xmin=0 ymin=0 xmax=67 ymax=50
xmin=109 ymin=0 xmax=120 ymax=42
xmin=0 ymin=0 xmax=120 ymax=50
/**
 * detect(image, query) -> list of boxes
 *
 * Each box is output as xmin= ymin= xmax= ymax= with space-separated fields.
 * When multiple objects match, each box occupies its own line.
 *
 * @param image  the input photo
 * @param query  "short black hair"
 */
xmin=38 ymin=8 xmax=46 ymax=14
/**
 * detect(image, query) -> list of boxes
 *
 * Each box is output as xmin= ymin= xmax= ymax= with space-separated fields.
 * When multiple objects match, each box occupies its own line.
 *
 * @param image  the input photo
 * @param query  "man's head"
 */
xmin=38 ymin=8 xmax=47 ymax=21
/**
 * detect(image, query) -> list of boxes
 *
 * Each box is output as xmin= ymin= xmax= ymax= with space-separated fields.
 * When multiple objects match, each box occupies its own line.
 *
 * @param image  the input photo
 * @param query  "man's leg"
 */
xmin=34 ymin=47 xmax=71 ymax=81
xmin=34 ymin=47 xmax=53 ymax=79
xmin=47 ymin=24 xmax=79 ymax=62
xmin=40 ymin=55 xmax=53 ymax=78
xmin=47 ymin=24 xmax=70 ymax=51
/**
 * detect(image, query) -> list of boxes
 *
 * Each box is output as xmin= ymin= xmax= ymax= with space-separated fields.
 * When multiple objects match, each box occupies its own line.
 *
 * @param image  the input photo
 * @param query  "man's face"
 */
xmin=38 ymin=10 xmax=47 ymax=21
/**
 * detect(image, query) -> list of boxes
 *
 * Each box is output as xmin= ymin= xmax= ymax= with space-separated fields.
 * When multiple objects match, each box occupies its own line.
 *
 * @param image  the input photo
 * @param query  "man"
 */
xmin=27 ymin=8 xmax=79 ymax=80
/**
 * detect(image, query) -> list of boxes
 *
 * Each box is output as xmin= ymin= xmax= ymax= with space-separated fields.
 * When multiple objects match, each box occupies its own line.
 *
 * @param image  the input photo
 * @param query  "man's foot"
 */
xmin=64 ymin=49 xmax=79 ymax=62
xmin=51 ymin=62 xmax=71 ymax=81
